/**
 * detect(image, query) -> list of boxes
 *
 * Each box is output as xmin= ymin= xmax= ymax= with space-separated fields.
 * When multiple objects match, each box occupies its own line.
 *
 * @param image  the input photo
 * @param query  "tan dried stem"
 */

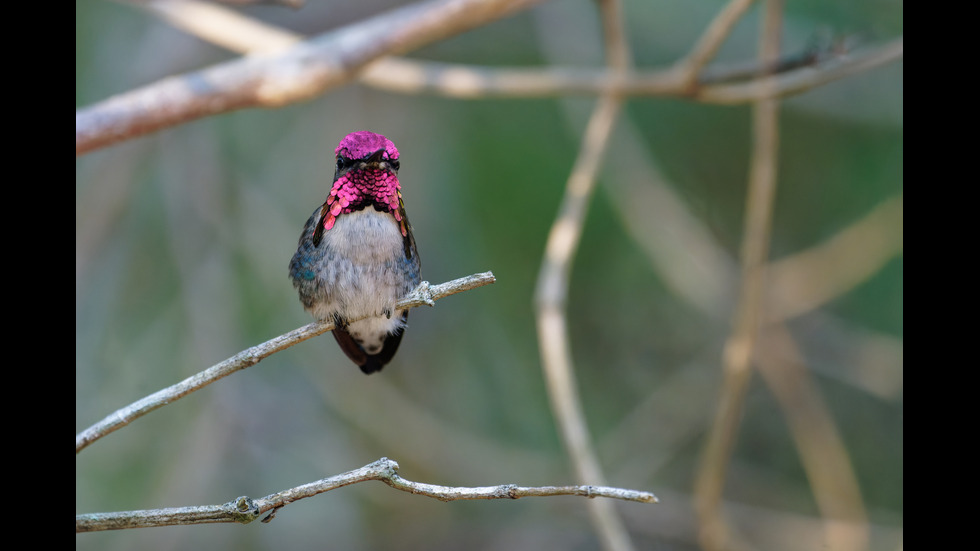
xmin=600 ymin=116 xmax=888 ymax=549
xmin=361 ymin=42 xmax=903 ymax=101
xmin=79 ymin=0 xmax=902 ymax=157
xmin=765 ymin=194 xmax=903 ymax=322
xmin=667 ymin=0 xmax=757 ymax=90
xmin=533 ymin=0 xmax=634 ymax=549
xmin=756 ymin=325 xmax=869 ymax=551
xmin=694 ymin=1 xmax=783 ymax=549
xmin=75 ymin=272 xmax=495 ymax=454
xmin=145 ymin=0 xmax=301 ymax=53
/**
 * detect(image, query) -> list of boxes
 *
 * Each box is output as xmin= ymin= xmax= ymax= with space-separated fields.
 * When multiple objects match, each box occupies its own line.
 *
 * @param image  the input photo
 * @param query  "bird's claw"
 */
xmin=332 ymin=312 xmax=349 ymax=330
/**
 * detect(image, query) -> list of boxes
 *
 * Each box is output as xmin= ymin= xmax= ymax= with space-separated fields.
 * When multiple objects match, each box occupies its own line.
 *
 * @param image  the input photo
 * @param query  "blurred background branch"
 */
xmin=666 ymin=0 xmax=757 ymax=90
xmin=695 ymin=1 xmax=785 ymax=549
xmin=76 ymin=0 xmax=547 ymax=155
xmin=77 ymin=0 xmax=901 ymax=156
xmin=532 ymin=0 xmax=632 ymax=547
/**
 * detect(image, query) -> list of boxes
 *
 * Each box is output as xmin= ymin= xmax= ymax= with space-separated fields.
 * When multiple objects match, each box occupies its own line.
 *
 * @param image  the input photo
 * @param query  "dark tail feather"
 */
xmin=332 ymin=312 xmax=409 ymax=375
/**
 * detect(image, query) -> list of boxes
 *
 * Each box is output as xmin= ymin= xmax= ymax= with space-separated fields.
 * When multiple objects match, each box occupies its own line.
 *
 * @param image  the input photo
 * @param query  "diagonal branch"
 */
xmin=79 ymin=0 xmax=902 ymax=157
xmin=755 ymin=325 xmax=869 ymax=551
xmin=765 ymin=193 xmax=903 ymax=322
xmin=151 ymin=0 xmax=899 ymax=102
xmin=696 ymin=37 xmax=903 ymax=104
xmin=667 ymin=0 xmax=757 ymax=90
xmin=75 ymin=272 xmax=496 ymax=454
xmin=77 ymin=457 xmax=657 ymax=532
xmin=75 ymin=0 xmax=545 ymax=155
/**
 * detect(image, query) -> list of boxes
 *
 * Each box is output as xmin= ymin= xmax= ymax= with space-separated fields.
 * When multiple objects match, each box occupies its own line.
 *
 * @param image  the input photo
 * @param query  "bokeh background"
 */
xmin=76 ymin=1 xmax=903 ymax=549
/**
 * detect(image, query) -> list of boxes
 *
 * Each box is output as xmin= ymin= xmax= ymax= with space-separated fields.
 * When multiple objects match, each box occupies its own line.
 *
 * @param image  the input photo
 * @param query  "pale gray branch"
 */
xmin=76 ymin=457 xmax=657 ymax=532
xmin=75 ymin=272 xmax=496 ymax=454
xmin=75 ymin=0 xmax=545 ymax=155
xmin=79 ymin=0 xmax=902 ymax=157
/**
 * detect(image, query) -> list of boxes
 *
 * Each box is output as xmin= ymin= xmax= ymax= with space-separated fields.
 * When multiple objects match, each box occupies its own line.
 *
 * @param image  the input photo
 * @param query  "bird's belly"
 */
xmin=307 ymin=209 xmax=416 ymax=323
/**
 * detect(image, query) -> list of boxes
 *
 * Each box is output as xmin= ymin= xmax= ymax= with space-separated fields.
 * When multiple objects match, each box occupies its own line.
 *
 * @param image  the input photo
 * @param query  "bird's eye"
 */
xmin=391 ymin=160 xmax=400 ymax=171
xmin=336 ymin=156 xmax=349 ymax=171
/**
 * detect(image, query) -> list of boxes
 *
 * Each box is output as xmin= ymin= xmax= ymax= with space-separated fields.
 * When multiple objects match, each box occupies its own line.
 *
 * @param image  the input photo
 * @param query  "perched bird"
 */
xmin=289 ymin=131 xmax=421 ymax=374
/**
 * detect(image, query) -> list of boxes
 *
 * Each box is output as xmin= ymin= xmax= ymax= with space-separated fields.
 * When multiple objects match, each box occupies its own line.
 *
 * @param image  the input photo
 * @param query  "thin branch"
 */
xmin=533 ymin=0 xmax=633 ymax=549
xmin=75 ymin=272 xmax=496 ymax=454
xmin=766 ymin=193 xmax=903 ymax=322
xmin=80 ymin=0 xmax=902 ymax=156
xmin=668 ymin=0 xmax=757 ymax=90
xmin=77 ymin=457 xmax=657 ymax=532
xmin=695 ymin=1 xmax=783 ymax=550
xmin=143 ymin=0 xmax=302 ymax=53
xmin=756 ymin=325 xmax=869 ymax=551
xmin=363 ymin=40 xmax=900 ymax=101
xmin=697 ymin=37 xmax=903 ymax=104
xmin=75 ymin=0 xmax=545 ymax=155
xmin=147 ymin=0 xmax=897 ymax=102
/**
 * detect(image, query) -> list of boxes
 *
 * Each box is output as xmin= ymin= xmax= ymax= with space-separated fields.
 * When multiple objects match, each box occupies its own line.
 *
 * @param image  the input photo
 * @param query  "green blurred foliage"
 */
xmin=77 ymin=0 xmax=902 ymax=549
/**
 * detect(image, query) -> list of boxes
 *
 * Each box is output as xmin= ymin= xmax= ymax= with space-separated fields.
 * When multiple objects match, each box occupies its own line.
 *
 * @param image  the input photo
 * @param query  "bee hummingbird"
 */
xmin=288 ymin=131 xmax=421 ymax=374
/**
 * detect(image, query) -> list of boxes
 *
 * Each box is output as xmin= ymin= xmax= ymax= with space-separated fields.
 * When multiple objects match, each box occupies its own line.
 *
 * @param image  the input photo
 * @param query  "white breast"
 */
xmin=310 ymin=209 xmax=409 ymax=351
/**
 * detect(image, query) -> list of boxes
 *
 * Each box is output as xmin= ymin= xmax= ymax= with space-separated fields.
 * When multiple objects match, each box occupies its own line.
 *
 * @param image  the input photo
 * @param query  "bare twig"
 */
xmin=756 ymin=325 xmax=869 ymax=551
xmin=75 ymin=0 xmax=545 ymax=155
xmin=667 ymin=0 xmax=757 ymax=90
xmin=80 ymin=0 xmax=902 ymax=157
xmin=364 ymin=40 xmax=901 ymax=101
xmin=695 ymin=1 xmax=783 ymax=549
xmin=533 ymin=0 xmax=634 ymax=549
xmin=144 ymin=0 xmax=302 ymax=53
xmin=766 ymin=194 xmax=903 ymax=321
xmin=76 ymin=457 xmax=657 ymax=532
xmin=150 ymin=0 xmax=899 ymax=101
xmin=75 ymin=272 xmax=496 ymax=454
xmin=697 ymin=38 xmax=903 ymax=104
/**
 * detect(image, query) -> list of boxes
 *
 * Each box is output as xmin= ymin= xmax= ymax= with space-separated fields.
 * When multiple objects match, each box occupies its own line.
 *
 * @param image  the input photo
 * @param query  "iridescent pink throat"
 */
xmin=321 ymin=168 xmax=405 ymax=236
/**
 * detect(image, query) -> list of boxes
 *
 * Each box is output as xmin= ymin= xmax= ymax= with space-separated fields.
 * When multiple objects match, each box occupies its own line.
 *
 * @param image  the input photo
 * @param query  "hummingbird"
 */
xmin=288 ymin=131 xmax=421 ymax=374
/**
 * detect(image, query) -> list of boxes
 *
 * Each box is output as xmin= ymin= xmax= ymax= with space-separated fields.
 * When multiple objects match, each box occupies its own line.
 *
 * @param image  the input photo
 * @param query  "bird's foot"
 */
xmin=332 ymin=312 xmax=349 ymax=330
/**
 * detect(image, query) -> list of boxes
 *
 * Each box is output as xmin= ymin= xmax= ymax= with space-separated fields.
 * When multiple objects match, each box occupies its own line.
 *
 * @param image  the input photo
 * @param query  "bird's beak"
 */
xmin=366 ymin=149 xmax=386 ymax=164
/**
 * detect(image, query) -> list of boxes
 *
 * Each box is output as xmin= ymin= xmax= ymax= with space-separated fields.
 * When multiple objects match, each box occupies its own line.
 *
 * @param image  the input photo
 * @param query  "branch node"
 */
xmin=416 ymin=281 xmax=435 ymax=306
xmin=373 ymin=456 xmax=400 ymax=475
xmin=229 ymin=496 xmax=260 ymax=524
